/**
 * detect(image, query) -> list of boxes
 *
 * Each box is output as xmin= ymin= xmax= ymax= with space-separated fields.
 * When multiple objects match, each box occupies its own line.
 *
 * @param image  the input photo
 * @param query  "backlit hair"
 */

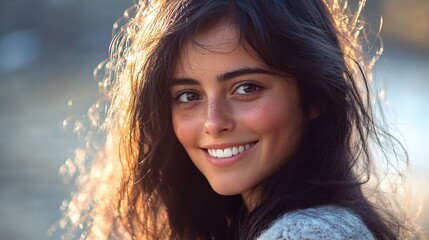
xmin=55 ymin=0 xmax=421 ymax=239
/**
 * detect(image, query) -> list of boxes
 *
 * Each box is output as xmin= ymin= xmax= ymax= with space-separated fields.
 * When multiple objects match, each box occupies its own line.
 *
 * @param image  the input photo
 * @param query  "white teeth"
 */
xmin=207 ymin=143 xmax=255 ymax=159
xmin=208 ymin=149 xmax=214 ymax=157
xmin=238 ymin=145 xmax=244 ymax=152
xmin=216 ymin=149 xmax=224 ymax=158
xmin=232 ymin=147 xmax=238 ymax=155
xmin=224 ymin=148 xmax=232 ymax=158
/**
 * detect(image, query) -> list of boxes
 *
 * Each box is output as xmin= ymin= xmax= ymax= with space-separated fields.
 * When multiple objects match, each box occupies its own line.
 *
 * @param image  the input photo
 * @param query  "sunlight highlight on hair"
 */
xmin=52 ymin=0 xmax=422 ymax=239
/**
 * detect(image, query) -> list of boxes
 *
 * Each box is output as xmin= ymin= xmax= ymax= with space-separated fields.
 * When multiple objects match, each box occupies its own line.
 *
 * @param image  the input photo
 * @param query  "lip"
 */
xmin=201 ymin=141 xmax=258 ymax=167
xmin=201 ymin=140 xmax=258 ymax=150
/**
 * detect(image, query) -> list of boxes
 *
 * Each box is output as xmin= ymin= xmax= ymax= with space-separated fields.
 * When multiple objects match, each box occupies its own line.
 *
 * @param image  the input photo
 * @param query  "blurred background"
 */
xmin=0 ymin=0 xmax=428 ymax=239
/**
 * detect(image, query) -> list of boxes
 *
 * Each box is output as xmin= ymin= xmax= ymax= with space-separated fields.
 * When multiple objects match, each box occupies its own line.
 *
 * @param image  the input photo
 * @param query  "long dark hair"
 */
xmin=58 ymin=0 xmax=419 ymax=239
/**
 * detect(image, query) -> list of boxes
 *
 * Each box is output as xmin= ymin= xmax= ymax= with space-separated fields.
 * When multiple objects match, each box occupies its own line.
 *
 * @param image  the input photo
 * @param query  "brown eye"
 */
xmin=177 ymin=92 xmax=201 ymax=103
xmin=235 ymin=83 xmax=261 ymax=95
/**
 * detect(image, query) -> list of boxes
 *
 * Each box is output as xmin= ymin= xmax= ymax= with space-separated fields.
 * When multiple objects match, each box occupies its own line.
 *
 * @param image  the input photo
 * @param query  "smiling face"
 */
xmin=171 ymin=22 xmax=307 ymax=208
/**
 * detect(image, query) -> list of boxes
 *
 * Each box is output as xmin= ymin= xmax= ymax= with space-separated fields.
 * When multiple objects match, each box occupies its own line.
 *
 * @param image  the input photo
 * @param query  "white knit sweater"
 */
xmin=257 ymin=205 xmax=375 ymax=240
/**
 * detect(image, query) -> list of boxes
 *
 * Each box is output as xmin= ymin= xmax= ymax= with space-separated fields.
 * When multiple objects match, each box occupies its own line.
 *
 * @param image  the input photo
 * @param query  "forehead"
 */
xmin=190 ymin=21 xmax=239 ymax=51
xmin=175 ymin=21 xmax=264 ymax=76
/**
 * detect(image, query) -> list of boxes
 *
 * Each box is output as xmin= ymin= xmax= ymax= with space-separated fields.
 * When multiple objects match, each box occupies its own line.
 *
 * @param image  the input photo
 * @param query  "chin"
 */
xmin=208 ymin=179 xmax=247 ymax=196
xmin=212 ymin=188 xmax=238 ymax=196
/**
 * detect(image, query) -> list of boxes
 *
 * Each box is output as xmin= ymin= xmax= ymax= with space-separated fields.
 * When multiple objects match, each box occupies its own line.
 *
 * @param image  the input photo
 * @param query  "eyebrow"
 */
xmin=171 ymin=67 xmax=274 ymax=86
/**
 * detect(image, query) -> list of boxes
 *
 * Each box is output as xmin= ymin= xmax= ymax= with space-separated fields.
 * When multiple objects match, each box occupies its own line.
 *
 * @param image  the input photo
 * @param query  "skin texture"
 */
xmin=171 ymin=22 xmax=308 ymax=209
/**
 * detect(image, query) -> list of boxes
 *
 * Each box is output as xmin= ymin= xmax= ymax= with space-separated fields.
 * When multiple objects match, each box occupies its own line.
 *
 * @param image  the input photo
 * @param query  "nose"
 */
xmin=204 ymin=98 xmax=235 ymax=135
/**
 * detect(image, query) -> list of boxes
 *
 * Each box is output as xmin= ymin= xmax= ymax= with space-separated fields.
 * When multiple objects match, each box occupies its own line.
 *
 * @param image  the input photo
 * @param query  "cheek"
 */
xmin=237 ymin=97 xmax=304 ymax=161
xmin=238 ymin=99 xmax=298 ymax=134
xmin=172 ymin=111 xmax=200 ymax=146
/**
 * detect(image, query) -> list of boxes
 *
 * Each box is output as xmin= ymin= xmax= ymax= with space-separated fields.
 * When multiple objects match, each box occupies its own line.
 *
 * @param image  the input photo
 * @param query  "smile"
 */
xmin=207 ymin=142 xmax=256 ymax=158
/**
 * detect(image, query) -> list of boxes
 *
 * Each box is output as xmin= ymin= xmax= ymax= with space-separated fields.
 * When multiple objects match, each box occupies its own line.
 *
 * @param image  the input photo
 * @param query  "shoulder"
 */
xmin=257 ymin=205 xmax=375 ymax=240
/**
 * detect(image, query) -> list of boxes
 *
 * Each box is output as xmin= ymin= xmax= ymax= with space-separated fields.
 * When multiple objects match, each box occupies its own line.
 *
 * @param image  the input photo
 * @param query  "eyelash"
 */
xmin=175 ymin=91 xmax=201 ymax=103
xmin=174 ymin=82 xmax=263 ymax=104
xmin=234 ymin=82 xmax=262 ymax=95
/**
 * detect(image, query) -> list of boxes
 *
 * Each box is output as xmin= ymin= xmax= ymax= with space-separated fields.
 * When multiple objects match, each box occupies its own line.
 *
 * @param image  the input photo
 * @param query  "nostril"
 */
xmin=218 ymin=128 xmax=229 ymax=133
xmin=204 ymin=125 xmax=231 ymax=135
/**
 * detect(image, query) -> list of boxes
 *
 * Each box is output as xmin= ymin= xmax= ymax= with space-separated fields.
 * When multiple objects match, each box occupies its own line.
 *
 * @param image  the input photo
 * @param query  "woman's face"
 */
xmin=171 ymin=22 xmax=307 ymax=207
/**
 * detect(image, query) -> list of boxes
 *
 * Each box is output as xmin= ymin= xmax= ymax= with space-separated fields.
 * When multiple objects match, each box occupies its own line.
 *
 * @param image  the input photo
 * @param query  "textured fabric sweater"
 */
xmin=257 ymin=205 xmax=375 ymax=240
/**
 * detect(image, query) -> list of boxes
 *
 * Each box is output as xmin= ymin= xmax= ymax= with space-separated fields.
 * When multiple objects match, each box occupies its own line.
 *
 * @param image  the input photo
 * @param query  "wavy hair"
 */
xmin=56 ymin=0 xmax=421 ymax=239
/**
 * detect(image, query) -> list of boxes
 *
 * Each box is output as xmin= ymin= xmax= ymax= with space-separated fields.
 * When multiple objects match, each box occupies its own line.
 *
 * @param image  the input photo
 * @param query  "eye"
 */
xmin=234 ymin=83 xmax=261 ymax=95
xmin=176 ymin=91 xmax=201 ymax=103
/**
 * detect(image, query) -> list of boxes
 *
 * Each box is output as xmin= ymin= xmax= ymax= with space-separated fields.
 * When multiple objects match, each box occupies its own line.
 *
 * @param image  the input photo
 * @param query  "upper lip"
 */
xmin=200 ymin=140 xmax=258 ymax=149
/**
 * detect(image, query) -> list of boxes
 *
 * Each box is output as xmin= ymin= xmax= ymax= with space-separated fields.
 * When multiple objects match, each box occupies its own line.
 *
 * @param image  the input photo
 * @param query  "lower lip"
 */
xmin=204 ymin=144 xmax=256 ymax=168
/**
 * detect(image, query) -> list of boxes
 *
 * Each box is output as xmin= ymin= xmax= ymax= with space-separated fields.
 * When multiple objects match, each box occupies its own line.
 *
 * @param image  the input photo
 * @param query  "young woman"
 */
xmin=58 ymin=0 xmax=421 ymax=239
